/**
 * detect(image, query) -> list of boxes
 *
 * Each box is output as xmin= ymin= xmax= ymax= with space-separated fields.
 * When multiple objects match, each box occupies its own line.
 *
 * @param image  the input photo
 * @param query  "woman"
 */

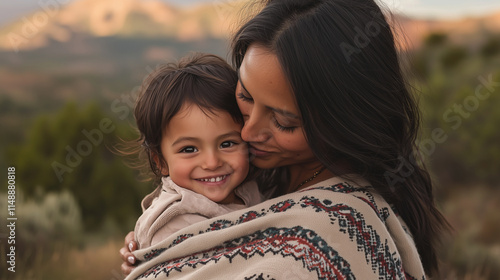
xmin=121 ymin=0 xmax=448 ymax=278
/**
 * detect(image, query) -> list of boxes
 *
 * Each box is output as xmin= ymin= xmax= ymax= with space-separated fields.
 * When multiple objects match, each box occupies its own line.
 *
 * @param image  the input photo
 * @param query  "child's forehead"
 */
xmin=163 ymin=105 xmax=242 ymax=145
xmin=174 ymin=103 xmax=232 ymax=122
xmin=164 ymin=103 xmax=242 ymax=138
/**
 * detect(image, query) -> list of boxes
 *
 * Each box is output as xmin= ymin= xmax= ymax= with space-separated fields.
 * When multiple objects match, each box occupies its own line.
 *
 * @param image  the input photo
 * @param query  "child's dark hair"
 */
xmin=134 ymin=53 xmax=241 ymax=182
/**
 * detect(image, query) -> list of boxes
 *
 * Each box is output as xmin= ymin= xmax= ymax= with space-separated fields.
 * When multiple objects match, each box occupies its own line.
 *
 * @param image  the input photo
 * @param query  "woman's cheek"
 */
xmin=236 ymin=100 xmax=250 ymax=117
xmin=276 ymin=130 xmax=309 ymax=153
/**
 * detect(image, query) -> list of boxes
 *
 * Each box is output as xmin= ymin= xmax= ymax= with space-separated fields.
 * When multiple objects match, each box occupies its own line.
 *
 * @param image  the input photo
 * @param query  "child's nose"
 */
xmin=201 ymin=151 xmax=223 ymax=170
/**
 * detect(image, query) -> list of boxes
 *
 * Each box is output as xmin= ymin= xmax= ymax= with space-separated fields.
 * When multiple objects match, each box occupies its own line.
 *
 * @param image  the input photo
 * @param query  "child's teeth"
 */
xmin=201 ymin=175 xmax=226 ymax=182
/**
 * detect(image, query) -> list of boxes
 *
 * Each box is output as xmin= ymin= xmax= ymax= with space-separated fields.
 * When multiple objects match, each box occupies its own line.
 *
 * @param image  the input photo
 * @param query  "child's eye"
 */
xmin=179 ymin=146 xmax=198 ymax=153
xmin=220 ymin=141 xmax=238 ymax=149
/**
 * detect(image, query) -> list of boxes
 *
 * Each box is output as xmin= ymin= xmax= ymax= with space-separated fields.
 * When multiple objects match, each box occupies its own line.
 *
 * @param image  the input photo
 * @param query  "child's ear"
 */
xmin=152 ymin=152 xmax=169 ymax=176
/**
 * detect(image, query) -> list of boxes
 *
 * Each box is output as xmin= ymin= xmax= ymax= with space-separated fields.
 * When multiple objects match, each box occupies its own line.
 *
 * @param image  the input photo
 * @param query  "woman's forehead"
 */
xmin=239 ymin=45 xmax=299 ymax=113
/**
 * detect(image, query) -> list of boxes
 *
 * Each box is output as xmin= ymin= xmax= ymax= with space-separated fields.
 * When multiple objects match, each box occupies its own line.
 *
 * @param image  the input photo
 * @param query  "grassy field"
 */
xmin=438 ymin=185 xmax=500 ymax=279
xmin=1 ymin=238 xmax=124 ymax=280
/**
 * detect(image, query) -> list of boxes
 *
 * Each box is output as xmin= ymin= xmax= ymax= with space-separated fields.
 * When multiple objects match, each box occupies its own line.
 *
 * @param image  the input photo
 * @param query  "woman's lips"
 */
xmin=249 ymin=145 xmax=272 ymax=157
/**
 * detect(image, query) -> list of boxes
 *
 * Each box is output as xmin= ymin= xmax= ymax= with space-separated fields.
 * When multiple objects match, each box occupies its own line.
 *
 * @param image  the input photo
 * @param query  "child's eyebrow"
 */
xmin=172 ymin=137 xmax=199 ymax=146
xmin=171 ymin=131 xmax=241 ymax=146
xmin=216 ymin=131 xmax=242 ymax=142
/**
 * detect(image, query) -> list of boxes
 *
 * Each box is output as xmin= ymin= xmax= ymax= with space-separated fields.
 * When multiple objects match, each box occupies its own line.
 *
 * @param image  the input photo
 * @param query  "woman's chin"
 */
xmin=250 ymin=157 xmax=282 ymax=169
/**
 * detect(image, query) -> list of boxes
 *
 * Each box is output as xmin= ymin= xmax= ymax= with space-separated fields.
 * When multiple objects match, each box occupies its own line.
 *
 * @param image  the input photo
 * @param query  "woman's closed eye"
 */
xmin=179 ymin=146 xmax=198 ymax=153
xmin=273 ymin=118 xmax=297 ymax=133
xmin=237 ymin=92 xmax=253 ymax=103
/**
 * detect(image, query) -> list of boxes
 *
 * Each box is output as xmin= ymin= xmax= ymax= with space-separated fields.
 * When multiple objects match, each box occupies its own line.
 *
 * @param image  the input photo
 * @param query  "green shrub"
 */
xmin=0 ymin=189 xmax=83 ymax=246
xmin=424 ymin=32 xmax=448 ymax=47
xmin=440 ymin=46 xmax=468 ymax=69
xmin=480 ymin=36 xmax=500 ymax=58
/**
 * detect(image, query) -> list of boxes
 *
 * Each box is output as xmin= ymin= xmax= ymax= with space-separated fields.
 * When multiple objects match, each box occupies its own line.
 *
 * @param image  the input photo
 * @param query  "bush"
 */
xmin=480 ymin=36 xmax=500 ymax=58
xmin=424 ymin=32 xmax=448 ymax=47
xmin=440 ymin=46 xmax=468 ymax=69
xmin=0 ymin=189 xmax=83 ymax=274
xmin=0 ymin=189 xmax=83 ymax=246
xmin=8 ymin=102 xmax=150 ymax=232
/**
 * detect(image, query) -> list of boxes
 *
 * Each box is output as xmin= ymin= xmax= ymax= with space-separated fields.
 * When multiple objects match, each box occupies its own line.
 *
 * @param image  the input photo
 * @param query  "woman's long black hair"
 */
xmin=232 ymin=0 xmax=449 ymax=276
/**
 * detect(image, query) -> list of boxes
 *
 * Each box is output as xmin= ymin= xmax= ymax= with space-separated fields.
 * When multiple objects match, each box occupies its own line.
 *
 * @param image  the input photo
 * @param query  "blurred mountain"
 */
xmin=1 ymin=0 xmax=499 ymax=52
xmin=0 ymin=0 xmax=254 ymax=155
xmin=0 ymin=0 xmax=498 ymax=119
xmin=0 ymin=0 xmax=246 ymax=51
xmin=397 ymin=10 xmax=500 ymax=49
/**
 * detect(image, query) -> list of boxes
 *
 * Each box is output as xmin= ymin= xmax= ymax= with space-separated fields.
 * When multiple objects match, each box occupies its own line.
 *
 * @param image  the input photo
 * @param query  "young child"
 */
xmin=132 ymin=53 xmax=261 ymax=249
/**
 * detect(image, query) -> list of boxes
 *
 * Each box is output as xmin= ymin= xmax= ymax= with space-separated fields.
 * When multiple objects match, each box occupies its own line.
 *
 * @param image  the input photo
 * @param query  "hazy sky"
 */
xmin=379 ymin=0 xmax=500 ymax=19
xmin=1 ymin=0 xmax=499 ymax=26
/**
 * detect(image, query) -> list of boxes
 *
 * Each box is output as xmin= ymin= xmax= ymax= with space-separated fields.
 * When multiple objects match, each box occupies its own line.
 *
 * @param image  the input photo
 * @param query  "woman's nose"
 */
xmin=201 ymin=151 xmax=223 ymax=170
xmin=240 ymin=107 xmax=272 ymax=143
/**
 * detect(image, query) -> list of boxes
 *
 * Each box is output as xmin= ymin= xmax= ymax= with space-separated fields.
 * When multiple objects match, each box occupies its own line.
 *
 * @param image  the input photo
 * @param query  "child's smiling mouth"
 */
xmin=195 ymin=174 xmax=229 ymax=183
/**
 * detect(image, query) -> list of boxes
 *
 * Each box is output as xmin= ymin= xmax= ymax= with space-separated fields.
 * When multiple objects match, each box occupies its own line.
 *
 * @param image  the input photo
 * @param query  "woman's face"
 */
xmin=236 ymin=44 xmax=317 ymax=170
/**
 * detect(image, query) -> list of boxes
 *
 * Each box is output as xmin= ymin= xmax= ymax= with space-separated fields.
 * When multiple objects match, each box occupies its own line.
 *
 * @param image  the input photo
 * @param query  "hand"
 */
xmin=120 ymin=231 xmax=138 ymax=276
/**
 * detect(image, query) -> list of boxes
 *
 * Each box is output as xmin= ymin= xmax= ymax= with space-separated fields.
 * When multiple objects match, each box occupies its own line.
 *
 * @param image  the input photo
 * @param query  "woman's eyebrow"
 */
xmin=237 ymin=69 xmax=252 ymax=96
xmin=268 ymin=107 xmax=300 ymax=120
xmin=238 ymin=69 xmax=300 ymax=120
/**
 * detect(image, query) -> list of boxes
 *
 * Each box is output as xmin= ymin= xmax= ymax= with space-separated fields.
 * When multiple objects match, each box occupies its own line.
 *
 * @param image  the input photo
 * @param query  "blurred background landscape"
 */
xmin=0 ymin=0 xmax=499 ymax=279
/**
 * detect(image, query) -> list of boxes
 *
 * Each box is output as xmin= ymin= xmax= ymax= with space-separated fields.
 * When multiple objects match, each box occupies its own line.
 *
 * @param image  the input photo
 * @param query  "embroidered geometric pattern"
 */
xmin=300 ymin=195 xmax=405 ymax=278
xmin=143 ymin=248 xmax=167 ymax=262
xmin=309 ymin=184 xmax=391 ymax=224
xmin=244 ymin=273 xmax=276 ymax=280
xmin=136 ymin=183 xmax=420 ymax=280
xmin=139 ymin=226 xmax=354 ymax=279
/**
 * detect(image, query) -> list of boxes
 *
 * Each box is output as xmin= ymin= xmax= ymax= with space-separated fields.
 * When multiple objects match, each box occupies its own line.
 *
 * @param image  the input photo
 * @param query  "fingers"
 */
xmin=119 ymin=248 xmax=136 ymax=276
xmin=120 ymin=231 xmax=138 ymax=276
xmin=120 ymin=246 xmax=132 ymax=262
xmin=124 ymin=231 xmax=136 ymax=248
xmin=121 ymin=261 xmax=135 ymax=276
xmin=129 ymin=240 xmax=137 ymax=252
xmin=124 ymin=231 xmax=137 ymax=254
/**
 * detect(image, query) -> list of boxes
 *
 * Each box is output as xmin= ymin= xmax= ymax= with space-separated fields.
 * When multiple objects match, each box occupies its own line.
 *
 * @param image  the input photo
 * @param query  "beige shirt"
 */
xmin=134 ymin=177 xmax=261 ymax=249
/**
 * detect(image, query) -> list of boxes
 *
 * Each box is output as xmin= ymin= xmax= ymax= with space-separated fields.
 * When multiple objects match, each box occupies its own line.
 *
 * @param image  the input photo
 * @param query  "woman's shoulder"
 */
xmin=300 ymin=174 xmax=371 ymax=192
xmin=286 ymin=174 xmax=391 ymax=222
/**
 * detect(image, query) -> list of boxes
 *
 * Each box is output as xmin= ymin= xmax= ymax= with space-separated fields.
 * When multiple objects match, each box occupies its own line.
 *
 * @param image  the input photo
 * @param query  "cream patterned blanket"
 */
xmin=127 ymin=176 xmax=426 ymax=280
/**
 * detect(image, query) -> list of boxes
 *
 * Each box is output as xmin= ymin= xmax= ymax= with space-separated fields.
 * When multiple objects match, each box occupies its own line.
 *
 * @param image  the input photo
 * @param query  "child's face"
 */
xmin=160 ymin=104 xmax=249 ymax=204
